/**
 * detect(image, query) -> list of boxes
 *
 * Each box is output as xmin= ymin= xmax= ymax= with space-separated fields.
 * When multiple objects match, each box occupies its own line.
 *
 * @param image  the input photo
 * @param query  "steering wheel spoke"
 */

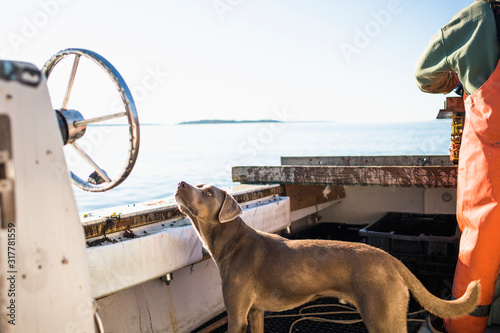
xmin=62 ymin=54 xmax=80 ymax=110
xmin=73 ymin=111 xmax=127 ymax=127
xmin=42 ymin=48 xmax=140 ymax=192
xmin=71 ymin=142 xmax=112 ymax=183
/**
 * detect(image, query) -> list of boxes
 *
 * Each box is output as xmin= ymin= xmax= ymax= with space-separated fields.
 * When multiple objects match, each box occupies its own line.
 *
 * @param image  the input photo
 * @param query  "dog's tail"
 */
xmin=394 ymin=259 xmax=480 ymax=318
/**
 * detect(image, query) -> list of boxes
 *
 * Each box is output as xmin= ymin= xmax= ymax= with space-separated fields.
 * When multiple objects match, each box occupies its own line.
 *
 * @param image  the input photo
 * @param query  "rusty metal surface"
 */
xmin=445 ymin=97 xmax=465 ymax=112
xmin=284 ymin=184 xmax=346 ymax=211
xmin=281 ymin=155 xmax=453 ymax=167
xmin=232 ymin=166 xmax=457 ymax=188
xmin=437 ymin=97 xmax=465 ymax=119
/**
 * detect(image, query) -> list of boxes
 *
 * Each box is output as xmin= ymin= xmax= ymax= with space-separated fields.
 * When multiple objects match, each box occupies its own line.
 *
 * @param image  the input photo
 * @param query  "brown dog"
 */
xmin=175 ymin=181 xmax=480 ymax=333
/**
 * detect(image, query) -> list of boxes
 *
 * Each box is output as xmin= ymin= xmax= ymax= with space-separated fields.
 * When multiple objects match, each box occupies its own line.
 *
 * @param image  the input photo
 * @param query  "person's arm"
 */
xmin=414 ymin=29 xmax=460 ymax=94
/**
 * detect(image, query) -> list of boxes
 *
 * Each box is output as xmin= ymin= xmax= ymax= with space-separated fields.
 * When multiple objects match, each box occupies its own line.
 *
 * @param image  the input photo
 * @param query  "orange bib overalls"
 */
xmin=444 ymin=59 xmax=500 ymax=332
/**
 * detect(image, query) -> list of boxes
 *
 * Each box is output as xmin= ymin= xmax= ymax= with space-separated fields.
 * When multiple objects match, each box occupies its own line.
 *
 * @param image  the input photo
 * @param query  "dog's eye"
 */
xmin=206 ymin=191 xmax=212 ymax=196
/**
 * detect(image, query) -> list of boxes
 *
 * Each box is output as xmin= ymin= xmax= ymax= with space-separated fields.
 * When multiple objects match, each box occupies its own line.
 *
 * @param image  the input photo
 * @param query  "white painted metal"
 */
xmin=0 ymin=61 xmax=95 ymax=332
xmin=319 ymin=185 xmax=427 ymax=225
xmin=239 ymin=196 xmax=290 ymax=233
xmin=96 ymin=258 xmax=224 ymax=333
xmin=424 ymin=188 xmax=457 ymax=215
xmin=290 ymin=200 xmax=341 ymax=223
xmin=87 ymin=224 xmax=203 ymax=299
xmin=317 ymin=185 xmax=457 ymax=226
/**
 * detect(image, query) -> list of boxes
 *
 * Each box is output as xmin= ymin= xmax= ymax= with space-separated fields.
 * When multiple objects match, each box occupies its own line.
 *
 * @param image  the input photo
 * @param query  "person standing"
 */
xmin=415 ymin=1 xmax=500 ymax=332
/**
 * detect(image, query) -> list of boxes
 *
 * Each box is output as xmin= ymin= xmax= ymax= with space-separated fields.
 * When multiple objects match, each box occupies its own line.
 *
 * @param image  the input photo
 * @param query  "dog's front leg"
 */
xmin=248 ymin=308 xmax=264 ymax=333
xmin=226 ymin=311 xmax=249 ymax=333
xmin=224 ymin=288 xmax=253 ymax=333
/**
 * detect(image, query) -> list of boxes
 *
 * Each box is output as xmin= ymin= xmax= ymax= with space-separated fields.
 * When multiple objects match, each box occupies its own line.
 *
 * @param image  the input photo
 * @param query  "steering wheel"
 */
xmin=41 ymin=48 xmax=140 ymax=192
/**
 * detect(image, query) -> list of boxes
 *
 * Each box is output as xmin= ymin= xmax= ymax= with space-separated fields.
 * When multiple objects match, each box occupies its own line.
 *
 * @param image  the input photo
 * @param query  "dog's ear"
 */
xmin=218 ymin=192 xmax=242 ymax=223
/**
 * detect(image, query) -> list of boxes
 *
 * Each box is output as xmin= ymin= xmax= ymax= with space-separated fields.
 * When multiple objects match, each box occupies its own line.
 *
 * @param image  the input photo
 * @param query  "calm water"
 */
xmin=72 ymin=121 xmax=451 ymax=212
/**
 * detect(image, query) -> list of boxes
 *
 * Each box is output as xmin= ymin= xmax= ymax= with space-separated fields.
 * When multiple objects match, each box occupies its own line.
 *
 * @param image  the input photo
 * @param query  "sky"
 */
xmin=0 ymin=0 xmax=473 ymax=124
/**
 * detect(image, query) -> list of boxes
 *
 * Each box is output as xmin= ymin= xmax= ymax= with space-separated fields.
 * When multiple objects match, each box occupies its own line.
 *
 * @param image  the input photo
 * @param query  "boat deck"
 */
xmin=193 ymin=297 xmax=427 ymax=333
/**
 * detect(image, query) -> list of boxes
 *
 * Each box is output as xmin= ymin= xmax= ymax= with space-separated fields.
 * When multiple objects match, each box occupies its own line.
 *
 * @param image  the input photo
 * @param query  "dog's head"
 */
xmin=175 ymin=181 xmax=242 ymax=226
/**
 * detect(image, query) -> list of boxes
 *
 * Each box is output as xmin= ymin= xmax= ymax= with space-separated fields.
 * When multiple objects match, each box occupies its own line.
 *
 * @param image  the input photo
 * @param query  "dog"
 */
xmin=175 ymin=181 xmax=480 ymax=333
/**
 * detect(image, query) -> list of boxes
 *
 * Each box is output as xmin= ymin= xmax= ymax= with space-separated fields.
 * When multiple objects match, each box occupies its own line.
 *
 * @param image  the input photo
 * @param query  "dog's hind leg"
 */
xmin=356 ymin=286 xmax=409 ymax=333
xmin=248 ymin=308 xmax=264 ymax=333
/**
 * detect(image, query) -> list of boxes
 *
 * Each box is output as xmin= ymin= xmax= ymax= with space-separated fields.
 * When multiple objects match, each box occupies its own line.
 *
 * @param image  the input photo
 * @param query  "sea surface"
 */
xmin=72 ymin=121 xmax=451 ymax=212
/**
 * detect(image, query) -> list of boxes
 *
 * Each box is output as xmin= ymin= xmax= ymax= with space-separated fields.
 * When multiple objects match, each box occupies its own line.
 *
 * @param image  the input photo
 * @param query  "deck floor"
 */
xmin=192 ymin=297 xmax=427 ymax=333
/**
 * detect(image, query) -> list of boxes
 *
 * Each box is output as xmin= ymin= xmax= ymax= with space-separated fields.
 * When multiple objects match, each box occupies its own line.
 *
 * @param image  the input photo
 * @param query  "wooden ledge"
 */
xmin=232 ymin=165 xmax=457 ymax=188
xmin=82 ymin=184 xmax=283 ymax=239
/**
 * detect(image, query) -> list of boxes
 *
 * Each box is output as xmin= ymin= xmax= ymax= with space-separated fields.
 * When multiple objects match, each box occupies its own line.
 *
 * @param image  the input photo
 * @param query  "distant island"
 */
xmin=178 ymin=119 xmax=282 ymax=125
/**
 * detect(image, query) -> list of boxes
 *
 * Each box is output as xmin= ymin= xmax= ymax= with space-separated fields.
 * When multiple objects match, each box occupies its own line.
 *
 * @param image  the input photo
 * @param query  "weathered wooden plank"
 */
xmin=281 ymin=155 xmax=453 ymax=167
xmin=232 ymin=166 xmax=457 ymax=188
xmin=83 ymin=184 xmax=284 ymax=239
xmin=83 ymin=208 xmax=181 ymax=240
xmin=284 ymin=184 xmax=345 ymax=211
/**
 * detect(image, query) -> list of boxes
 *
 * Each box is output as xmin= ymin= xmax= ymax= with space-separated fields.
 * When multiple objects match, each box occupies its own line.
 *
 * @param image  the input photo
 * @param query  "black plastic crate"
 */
xmin=359 ymin=212 xmax=459 ymax=257
xmin=398 ymin=253 xmax=457 ymax=297
xmin=287 ymin=223 xmax=367 ymax=242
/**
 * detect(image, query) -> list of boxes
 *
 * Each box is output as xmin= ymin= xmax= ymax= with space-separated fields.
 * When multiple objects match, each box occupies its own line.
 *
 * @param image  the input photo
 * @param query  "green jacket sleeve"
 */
xmin=415 ymin=1 xmax=500 ymax=96
xmin=414 ymin=30 xmax=459 ymax=94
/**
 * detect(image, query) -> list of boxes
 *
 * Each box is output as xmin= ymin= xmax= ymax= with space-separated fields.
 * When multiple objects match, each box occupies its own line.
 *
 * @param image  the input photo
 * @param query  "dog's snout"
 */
xmin=176 ymin=181 xmax=189 ymax=198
